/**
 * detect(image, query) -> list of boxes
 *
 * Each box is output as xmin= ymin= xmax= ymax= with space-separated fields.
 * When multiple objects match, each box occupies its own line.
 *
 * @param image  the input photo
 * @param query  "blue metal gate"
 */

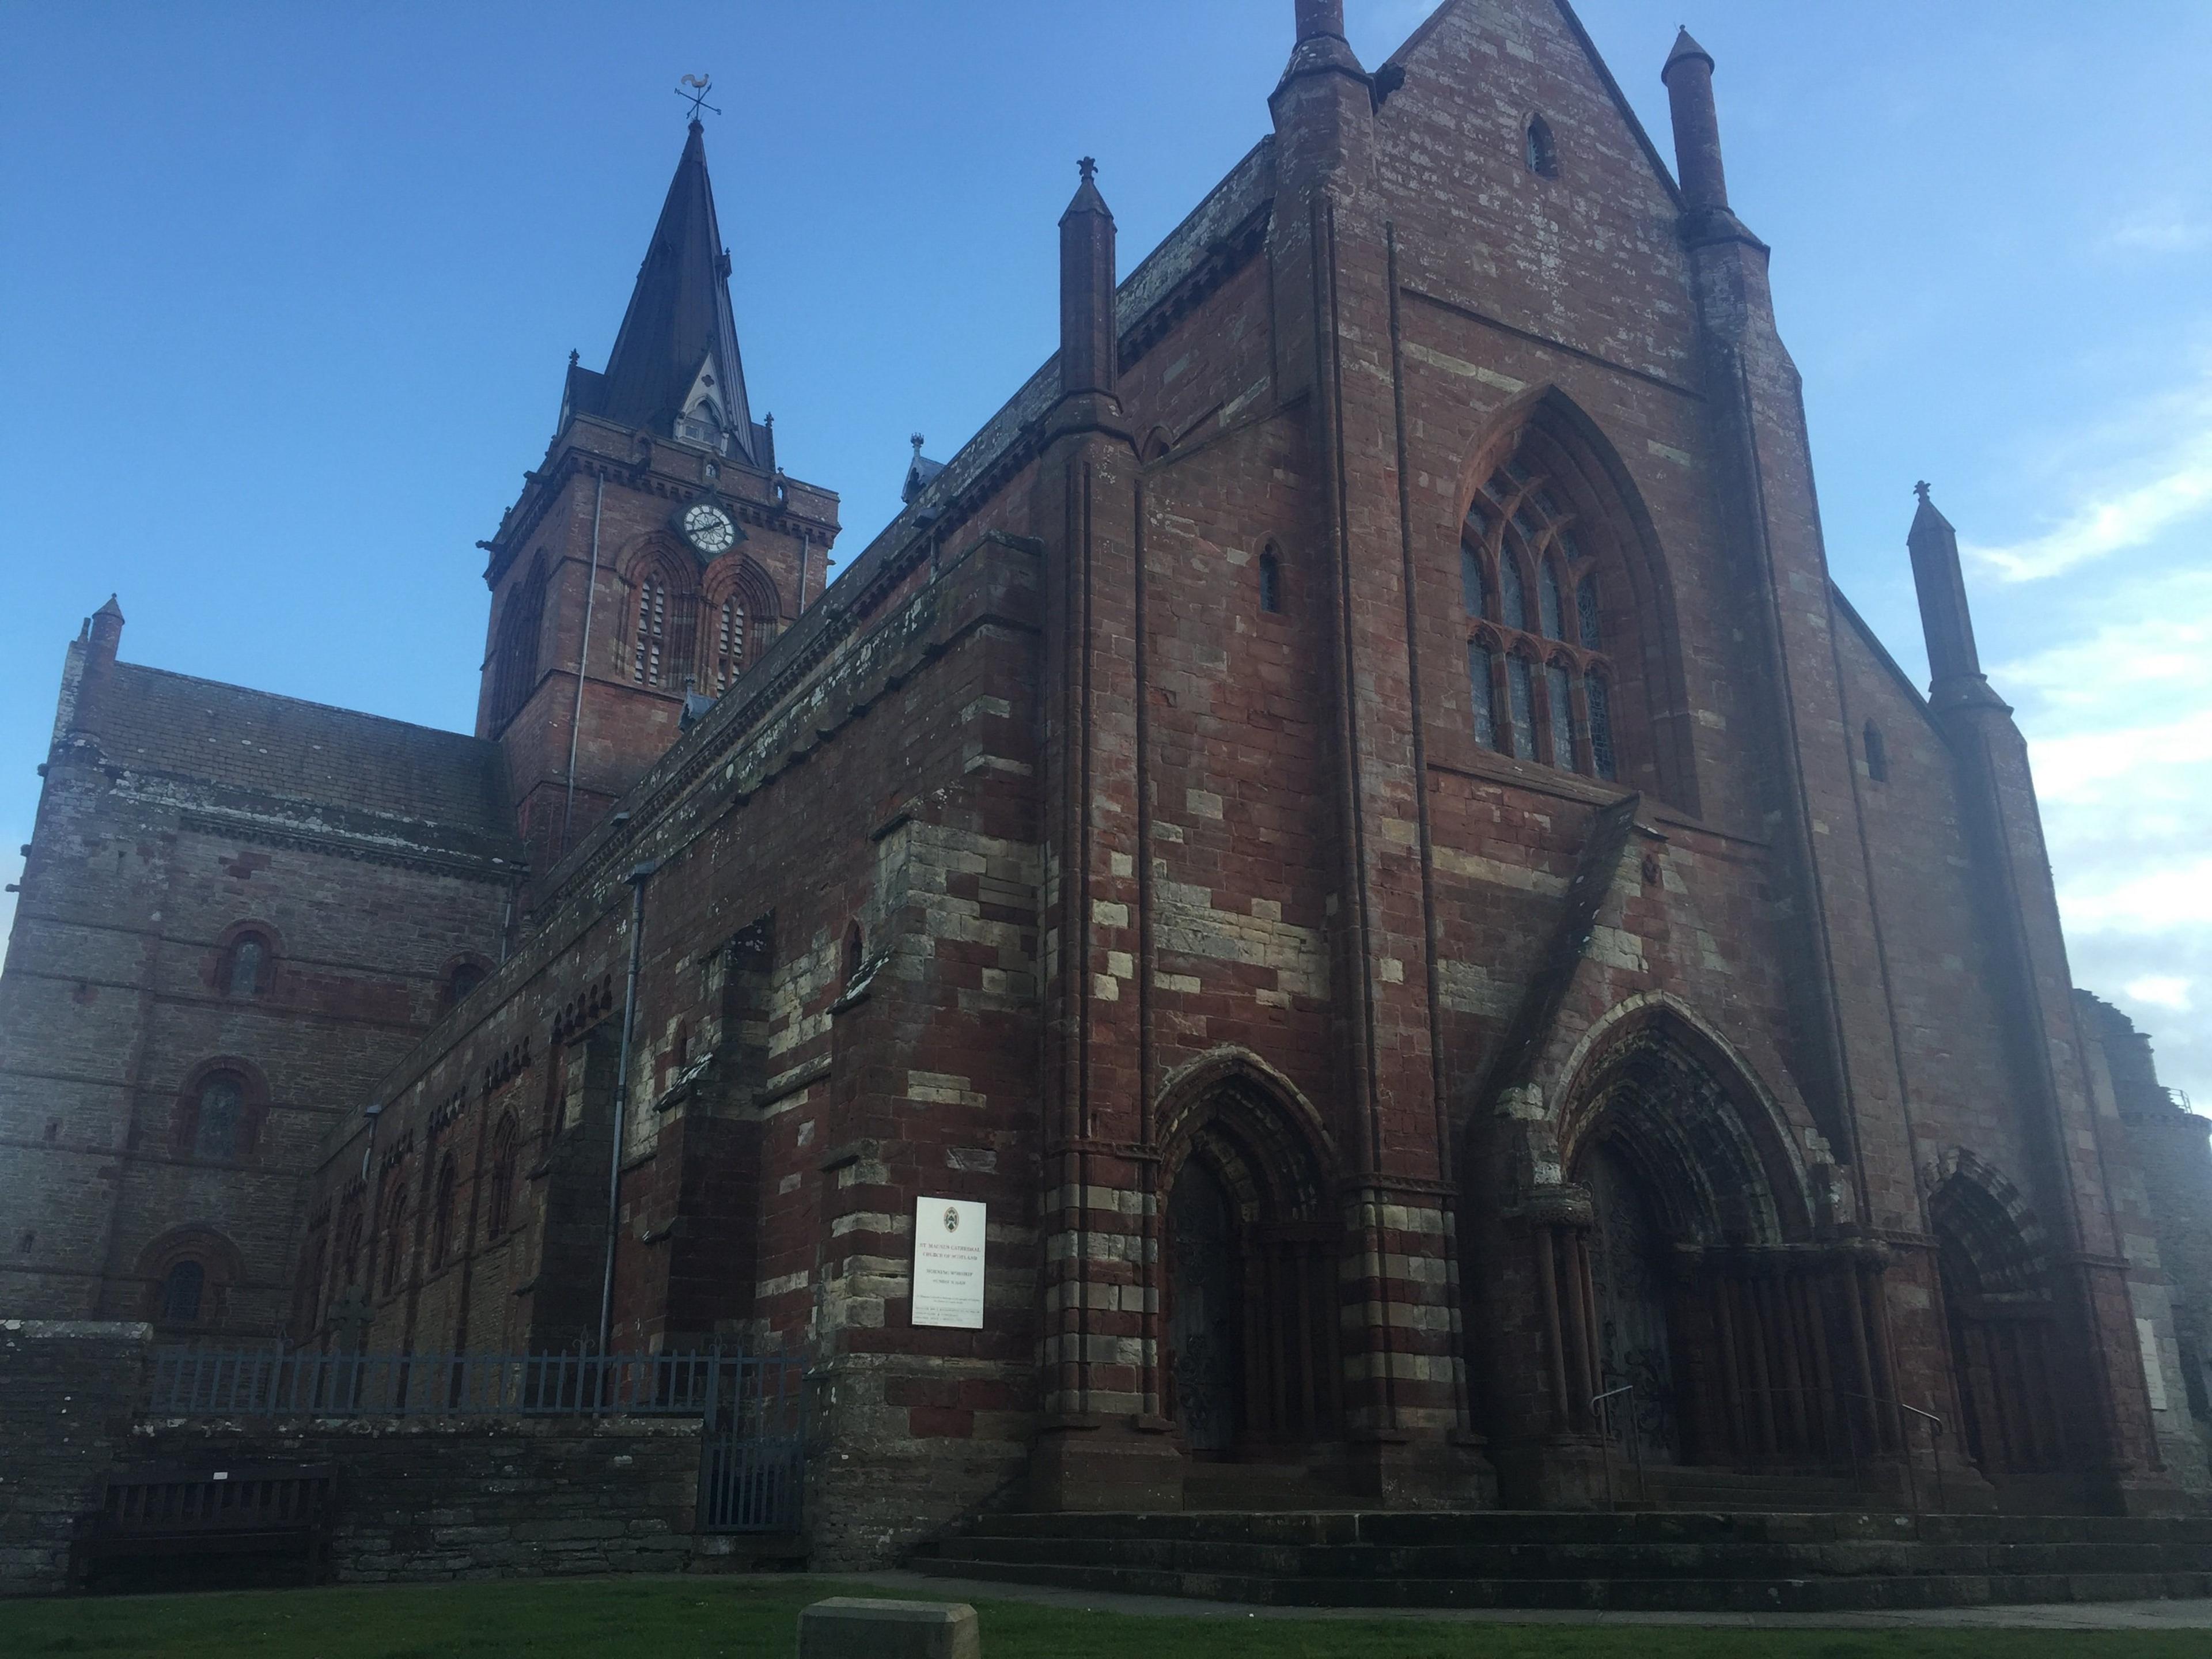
xmin=696 ymin=1354 xmax=805 ymax=1533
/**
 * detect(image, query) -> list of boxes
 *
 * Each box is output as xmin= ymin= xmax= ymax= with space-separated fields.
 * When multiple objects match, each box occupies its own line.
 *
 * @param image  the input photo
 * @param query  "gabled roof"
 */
xmin=588 ymin=119 xmax=758 ymax=465
xmin=74 ymin=661 xmax=521 ymax=866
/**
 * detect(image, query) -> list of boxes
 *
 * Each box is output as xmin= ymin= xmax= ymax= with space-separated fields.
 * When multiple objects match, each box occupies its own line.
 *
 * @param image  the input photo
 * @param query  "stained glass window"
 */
xmin=1547 ymin=662 xmax=1577 ymax=770
xmin=1501 ymin=556 xmax=1527 ymax=631
xmin=1468 ymin=642 xmax=1498 ymax=749
xmin=1460 ymin=546 xmax=1487 ymax=617
xmin=1588 ymin=675 xmax=1616 ymax=781
xmin=1577 ymin=574 xmax=1601 ymax=649
xmin=1507 ymin=656 xmax=1536 ymax=760
xmin=1539 ymin=561 xmax=1565 ymax=640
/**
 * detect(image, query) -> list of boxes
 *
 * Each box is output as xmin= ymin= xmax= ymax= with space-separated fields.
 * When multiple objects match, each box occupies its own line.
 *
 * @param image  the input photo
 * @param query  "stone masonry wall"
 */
xmin=0 ymin=1320 xmax=150 ymax=1597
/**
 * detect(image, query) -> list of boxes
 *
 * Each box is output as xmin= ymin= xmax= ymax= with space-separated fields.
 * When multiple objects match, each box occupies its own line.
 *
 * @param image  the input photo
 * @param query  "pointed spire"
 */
xmin=594 ymin=119 xmax=758 ymax=466
xmin=1661 ymin=24 xmax=1729 ymax=214
xmin=1906 ymin=482 xmax=2003 ymax=707
xmin=1059 ymin=157 xmax=1118 ymax=402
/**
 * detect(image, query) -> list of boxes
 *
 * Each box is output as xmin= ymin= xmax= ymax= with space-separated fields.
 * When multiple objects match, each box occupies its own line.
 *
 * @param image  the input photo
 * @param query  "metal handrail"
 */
xmin=1842 ymin=1390 xmax=1946 ymax=1517
xmin=1591 ymin=1383 xmax=1645 ymax=1510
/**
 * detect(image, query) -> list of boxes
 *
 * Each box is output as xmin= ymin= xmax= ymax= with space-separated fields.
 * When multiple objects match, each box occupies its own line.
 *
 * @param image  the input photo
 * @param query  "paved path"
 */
xmin=840 ymin=1569 xmax=2212 ymax=1631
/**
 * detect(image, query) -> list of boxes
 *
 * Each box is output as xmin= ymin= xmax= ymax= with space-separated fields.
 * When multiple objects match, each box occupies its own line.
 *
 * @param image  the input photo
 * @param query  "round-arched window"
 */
xmin=192 ymin=1074 xmax=245 ymax=1162
xmin=225 ymin=933 xmax=269 ymax=998
xmin=161 ymin=1259 xmax=206 ymax=1325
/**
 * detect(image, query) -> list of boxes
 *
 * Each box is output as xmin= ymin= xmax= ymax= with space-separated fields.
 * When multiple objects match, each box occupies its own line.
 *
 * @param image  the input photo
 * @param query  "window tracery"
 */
xmin=1457 ymin=457 xmax=1618 ymax=781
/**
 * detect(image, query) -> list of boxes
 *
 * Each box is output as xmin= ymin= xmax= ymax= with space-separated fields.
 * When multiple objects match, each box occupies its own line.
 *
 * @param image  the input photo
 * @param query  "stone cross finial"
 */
xmin=1078 ymin=156 xmax=1097 ymax=183
xmin=1914 ymin=480 xmax=1932 ymax=501
xmin=910 ymin=433 xmax=925 ymax=454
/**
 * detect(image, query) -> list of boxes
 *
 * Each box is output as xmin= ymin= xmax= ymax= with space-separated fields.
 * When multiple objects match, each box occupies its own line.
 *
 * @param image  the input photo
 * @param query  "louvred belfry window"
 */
xmin=713 ymin=594 xmax=745 ymax=693
xmin=1458 ymin=459 xmax=1617 ymax=781
xmin=634 ymin=574 xmax=669 ymax=687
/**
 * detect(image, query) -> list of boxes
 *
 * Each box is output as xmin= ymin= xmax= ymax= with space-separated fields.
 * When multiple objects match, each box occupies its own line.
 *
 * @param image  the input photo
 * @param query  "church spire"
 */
xmin=592 ymin=118 xmax=759 ymax=467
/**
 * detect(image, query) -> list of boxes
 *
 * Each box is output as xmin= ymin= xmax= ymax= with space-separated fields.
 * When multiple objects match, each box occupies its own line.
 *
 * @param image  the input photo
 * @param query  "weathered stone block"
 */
xmin=798 ymin=1599 xmax=979 ymax=1659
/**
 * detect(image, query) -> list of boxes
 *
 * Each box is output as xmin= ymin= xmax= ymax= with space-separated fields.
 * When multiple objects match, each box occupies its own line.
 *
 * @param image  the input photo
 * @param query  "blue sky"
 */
xmin=5 ymin=2 xmax=2210 ymax=1105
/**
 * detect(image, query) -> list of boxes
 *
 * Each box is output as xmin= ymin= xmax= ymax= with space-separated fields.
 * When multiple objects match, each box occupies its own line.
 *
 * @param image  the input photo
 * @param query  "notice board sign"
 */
xmin=912 ymin=1196 xmax=987 ymax=1328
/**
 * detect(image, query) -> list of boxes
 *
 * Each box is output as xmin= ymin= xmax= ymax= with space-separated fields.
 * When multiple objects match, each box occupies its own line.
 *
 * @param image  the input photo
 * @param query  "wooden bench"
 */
xmin=71 ymin=1462 xmax=337 ymax=1588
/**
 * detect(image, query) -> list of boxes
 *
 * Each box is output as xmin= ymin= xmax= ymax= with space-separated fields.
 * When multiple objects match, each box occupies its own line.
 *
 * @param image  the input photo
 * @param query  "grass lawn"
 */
xmin=1 ymin=1575 xmax=2205 ymax=1659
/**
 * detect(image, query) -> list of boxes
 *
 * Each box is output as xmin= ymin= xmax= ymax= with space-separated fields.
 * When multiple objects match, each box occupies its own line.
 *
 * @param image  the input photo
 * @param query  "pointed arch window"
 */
xmin=491 ymin=557 xmax=547 ymax=728
xmin=486 ymin=1113 xmax=518 ymax=1239
xmin=1525 ymin=114 xmax=1558 ymax=177
xmin=1459 ymin=454 xmax=1618 ymax=779
xmin=380 ymin=1180 xmax=408 ymax=1297
xmin=429 ymin=1154 xmax=458 ymax=1270
xmin=1863 ymin=720 xmax=1889 ymax=783
xmin=1257 ymin=548 xmax=1283 ymax=614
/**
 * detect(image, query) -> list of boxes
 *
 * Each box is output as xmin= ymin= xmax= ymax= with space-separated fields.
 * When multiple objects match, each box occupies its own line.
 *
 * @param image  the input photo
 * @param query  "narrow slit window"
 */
xmin=1546 ymin=662 xmax=1577 ymax=770
xmin=1258 ymin=549 xmax=1282 ymax=614
xmin=1577 ymin=574 xmax=1602 ymax=649
xmin=1864 ymin=720 xmax=1889 ymax=783
xmin=1468 ymin=642 xmax=1498 ymax=750
xmin=1539 ymin=560 xmax=1565 ymax=640
xmin=1507 ymin=657 xmax=1536 ymax=760
xmin=1588 ymin=675 xmax=1616 ymax=781
xmin=1525 ymin=116 xmax=1558 ymax=177
xmin=1500 ymin=556 xmax=1527 ymax=631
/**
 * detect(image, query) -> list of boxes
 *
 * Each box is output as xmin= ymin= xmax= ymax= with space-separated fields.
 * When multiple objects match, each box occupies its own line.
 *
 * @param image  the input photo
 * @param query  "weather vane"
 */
xmin=676 ymin=73 xmax=720 ymax=121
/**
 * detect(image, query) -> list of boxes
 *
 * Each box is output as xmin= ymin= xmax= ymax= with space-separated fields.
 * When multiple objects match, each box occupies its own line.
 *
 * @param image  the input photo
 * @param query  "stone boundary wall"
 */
xmin=132 ymin=1415 xmax=707 ymax=1585
xmin=0 ymin=1320 xmax=760 ymax=1596
xmin=0 ymin=1321 xmax=151 ymax=1596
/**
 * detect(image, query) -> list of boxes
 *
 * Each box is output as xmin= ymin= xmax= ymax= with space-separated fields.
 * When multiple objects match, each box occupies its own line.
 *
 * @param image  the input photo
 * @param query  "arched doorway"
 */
xmin=1932 ymin=1168 xmax=2066 ymax=1476
xmin=1532 ymin=1009 xmax=1882 ymax=1481
xmin=1158 ymin=1066 xmax=1341 ymax=1458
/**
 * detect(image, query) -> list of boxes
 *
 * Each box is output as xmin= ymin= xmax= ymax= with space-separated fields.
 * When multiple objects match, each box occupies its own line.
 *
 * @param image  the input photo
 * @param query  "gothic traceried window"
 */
xmin=1539 ymin=561 xmax=1566 ymax=641
xmin=1459 ymin=454 xmax=1619 ymax=781
xmin=1546 ymin=661 xmax=1577 ymax=768
xmin=1507 ymin=655 xmax=1536 ymax=760
xmin=1468 ymin=642 xmax=1498 ymax=749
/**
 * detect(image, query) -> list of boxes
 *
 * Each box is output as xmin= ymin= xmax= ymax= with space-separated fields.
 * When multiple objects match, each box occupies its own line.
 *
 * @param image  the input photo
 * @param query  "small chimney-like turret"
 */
xmin=1058 ymin=158 xmax=1117 ymax=403
xmin=1661 ymin=28 xmax=1728 ymax=216
xmin=1906 ymin=483 xmax=2005 ymax=709
xmin=87 ymin=594 xmax=123 ymax=672
xmin=1294 ymin=0 xmax=1344 ymax=40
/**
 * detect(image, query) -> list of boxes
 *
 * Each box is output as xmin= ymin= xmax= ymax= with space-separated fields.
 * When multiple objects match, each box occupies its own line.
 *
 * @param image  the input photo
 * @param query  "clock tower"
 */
xmin=474 ymin=118 xmax=840 ymax=882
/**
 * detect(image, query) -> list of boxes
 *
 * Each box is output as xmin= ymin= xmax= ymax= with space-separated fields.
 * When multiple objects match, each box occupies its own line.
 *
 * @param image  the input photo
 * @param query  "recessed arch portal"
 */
xmin=1154 ymin=1054 xmax=1342 ymax=1455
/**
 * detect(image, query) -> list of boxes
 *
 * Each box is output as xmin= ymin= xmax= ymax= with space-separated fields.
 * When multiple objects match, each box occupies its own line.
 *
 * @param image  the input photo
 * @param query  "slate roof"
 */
xmin=78 ymin=661 xmax=521 ymax=866
xmin=566 ymin=119 xmax=759 ymax=466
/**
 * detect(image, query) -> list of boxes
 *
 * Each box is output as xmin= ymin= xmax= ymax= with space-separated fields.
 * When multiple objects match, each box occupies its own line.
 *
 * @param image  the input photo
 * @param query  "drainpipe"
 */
xmin=596 ymin=858 xmax=658 ymax=1355
xmin=562 ymin=475 xmax=605 ymax=857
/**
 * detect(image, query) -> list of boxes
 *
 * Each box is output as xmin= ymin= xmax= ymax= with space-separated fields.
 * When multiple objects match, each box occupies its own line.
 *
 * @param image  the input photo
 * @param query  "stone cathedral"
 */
xmin=7 ymin=0 xmax=2212 ymax=1562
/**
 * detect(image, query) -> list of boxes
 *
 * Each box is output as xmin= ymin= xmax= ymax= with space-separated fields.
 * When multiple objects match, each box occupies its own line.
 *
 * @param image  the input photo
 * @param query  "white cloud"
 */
xmin=2126 ymin=975 xmax=2194 ymax=1012
xmin=1963 ymin=380 xmax=2212 ymax=582
xmin=2107 ymin=204 xmax=2210 ymax=255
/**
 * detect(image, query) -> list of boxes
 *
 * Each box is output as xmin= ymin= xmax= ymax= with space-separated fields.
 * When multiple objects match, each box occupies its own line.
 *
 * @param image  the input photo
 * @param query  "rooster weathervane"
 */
xmin=676 ymin=73 xmax=721 ymax=121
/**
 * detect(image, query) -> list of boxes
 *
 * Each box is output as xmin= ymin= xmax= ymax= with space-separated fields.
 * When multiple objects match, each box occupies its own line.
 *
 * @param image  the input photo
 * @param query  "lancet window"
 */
xmin=1459 ymin=460 xmax=1618 ymax=781
xmin=711 ymin=594 xmax=745 ymax=692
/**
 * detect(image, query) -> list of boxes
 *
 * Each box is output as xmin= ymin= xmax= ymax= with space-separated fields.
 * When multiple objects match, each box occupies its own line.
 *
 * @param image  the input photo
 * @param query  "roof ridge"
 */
xmin=102 ymin=660 xmax=495 ymax=749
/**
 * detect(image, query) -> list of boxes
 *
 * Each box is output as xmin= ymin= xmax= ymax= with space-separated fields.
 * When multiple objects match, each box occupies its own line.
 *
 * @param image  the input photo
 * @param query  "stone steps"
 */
xmin=908 ymin=1509 xmax=2212 ymax=1613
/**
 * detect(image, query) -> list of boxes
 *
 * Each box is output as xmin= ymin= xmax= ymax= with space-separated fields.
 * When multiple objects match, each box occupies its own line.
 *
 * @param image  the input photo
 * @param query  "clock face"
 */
xmin=682 ymin=501 xmax=737 ymax=555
